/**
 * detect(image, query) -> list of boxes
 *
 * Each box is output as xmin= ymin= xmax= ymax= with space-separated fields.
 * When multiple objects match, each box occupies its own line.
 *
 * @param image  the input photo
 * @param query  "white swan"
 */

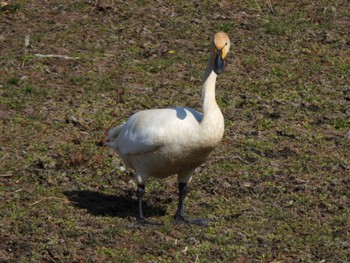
xmin=106 ymin=32 xmax=231 ymax=225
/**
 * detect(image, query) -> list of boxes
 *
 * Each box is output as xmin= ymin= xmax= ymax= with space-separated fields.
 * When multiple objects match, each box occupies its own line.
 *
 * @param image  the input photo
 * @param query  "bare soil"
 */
xmin=1 ymin=0 xmax=349 ymax=262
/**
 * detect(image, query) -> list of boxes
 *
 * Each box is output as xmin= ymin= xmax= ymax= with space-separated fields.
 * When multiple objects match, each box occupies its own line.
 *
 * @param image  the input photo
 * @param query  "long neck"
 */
xmin=200 ymin=55 xmax=224 ymax=133
xmin=202 ymin=69 xmax=218 ymax=117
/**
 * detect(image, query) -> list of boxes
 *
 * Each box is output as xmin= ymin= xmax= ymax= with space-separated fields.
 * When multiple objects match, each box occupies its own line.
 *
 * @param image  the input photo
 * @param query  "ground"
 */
xmin=0 ymin=0 xmax=349 ymax=262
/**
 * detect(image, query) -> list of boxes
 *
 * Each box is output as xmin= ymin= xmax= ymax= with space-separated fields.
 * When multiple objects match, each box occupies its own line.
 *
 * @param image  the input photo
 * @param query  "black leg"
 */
xmin=127 ymin=184 xmax=161 ymax=228
xmin=174 ymin=182 xmax=210 ymax=226
xmin=136 ymin=184 xmax=145 ymax=221
xmin=174 ymin=182 xmax=188 ymax=221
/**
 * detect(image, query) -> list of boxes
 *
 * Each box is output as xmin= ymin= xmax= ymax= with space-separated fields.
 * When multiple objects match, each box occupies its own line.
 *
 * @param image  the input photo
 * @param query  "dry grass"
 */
xmin=1 ymin=0 xmax=349 ymax=262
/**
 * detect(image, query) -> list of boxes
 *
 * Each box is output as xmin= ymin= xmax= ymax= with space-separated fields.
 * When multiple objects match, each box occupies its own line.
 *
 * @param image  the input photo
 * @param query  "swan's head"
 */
xmin=213 ymin=32 xmax=230 ymax=75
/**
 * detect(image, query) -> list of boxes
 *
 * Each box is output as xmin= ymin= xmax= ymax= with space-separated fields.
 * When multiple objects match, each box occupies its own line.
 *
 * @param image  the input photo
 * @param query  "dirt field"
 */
xmin=1 ymin=0 xmax=349 ymax=262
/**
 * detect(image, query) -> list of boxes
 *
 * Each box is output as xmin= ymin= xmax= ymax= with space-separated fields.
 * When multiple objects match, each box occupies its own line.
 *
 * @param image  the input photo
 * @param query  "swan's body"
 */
xmin=108 ymin=106 xmax=222 ymax=180
xmin=107 ymin=73 xmax=224 ymax=184
xmin=106 ymin=32 xmax=230 ymax=225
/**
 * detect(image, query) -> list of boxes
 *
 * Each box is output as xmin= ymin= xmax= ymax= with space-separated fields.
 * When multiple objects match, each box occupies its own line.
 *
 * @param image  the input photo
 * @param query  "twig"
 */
xmin=46 ymin=253 xmax=57 ymax=263
xmin=0 ymin=153 xmax=8 ymax=163
xmin=35 ymin=54 xmax=80 ymax=60
xmin=0 ymin=174 xmax=12 ymax=177
xmin=30 ymin=196 xmax=68 ymax=206
xmin=221 ymin=195 xmax=229 ymax=202
xmin=266 ymin=0 xmax=274 ymax=13
xmin=253 ymin=0 xmax=262 ymax=12
xmin=24 ymin=35 xmax=30 ymax=47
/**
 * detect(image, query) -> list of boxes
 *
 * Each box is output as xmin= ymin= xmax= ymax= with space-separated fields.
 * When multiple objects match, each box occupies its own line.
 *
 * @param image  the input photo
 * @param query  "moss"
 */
xmin=1 ymin=0 xmax=349 ymax=262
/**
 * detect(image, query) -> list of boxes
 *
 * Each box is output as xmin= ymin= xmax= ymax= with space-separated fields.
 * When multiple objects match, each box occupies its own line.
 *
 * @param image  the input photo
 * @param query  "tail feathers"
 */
xmin=105 ymin=124 xmax=124 ymax=147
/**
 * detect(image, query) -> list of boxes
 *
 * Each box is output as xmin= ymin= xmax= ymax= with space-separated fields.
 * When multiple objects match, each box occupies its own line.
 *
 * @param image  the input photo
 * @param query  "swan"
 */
xmin=106 ymin=32 xmax=231 ymax=226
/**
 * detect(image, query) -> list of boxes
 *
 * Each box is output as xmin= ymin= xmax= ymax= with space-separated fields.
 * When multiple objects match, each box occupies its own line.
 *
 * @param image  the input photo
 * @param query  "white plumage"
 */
xmin=106 ymin=32 xmax=231 ymax=225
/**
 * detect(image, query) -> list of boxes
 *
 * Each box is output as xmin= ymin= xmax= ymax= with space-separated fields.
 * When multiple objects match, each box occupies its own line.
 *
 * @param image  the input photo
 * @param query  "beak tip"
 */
xmin=214 ymin=68 xmax=223 ymax=75
xmin=214 ymin=49 xmax=225 ymax=75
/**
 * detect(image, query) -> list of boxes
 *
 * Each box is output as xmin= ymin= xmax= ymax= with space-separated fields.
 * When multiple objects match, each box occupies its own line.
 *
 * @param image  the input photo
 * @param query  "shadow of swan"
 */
xmin=63 ymin=190 xmax=166 ymax=218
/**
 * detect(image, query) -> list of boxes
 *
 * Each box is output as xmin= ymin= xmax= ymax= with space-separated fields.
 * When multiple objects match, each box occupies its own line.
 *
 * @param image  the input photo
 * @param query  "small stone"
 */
xmin=243 ymin=182 xmax=251 ymax=188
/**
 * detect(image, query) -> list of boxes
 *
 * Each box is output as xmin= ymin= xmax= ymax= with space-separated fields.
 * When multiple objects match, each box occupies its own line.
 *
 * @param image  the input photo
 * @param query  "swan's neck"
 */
xmin=201 ymin=70 xmax=218 ymax=117
xmin=200 ymin=59 xmax=224 ymax=141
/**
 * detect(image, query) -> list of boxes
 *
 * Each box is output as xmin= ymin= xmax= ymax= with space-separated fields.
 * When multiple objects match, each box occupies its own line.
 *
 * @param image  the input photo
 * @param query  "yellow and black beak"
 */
xmin=214 ymin=49 xmax=225 ymax=75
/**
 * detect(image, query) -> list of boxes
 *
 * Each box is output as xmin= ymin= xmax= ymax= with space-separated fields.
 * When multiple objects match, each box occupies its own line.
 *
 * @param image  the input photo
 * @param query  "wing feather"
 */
xmin=110 ymin=107 xmax=202 ymax=156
